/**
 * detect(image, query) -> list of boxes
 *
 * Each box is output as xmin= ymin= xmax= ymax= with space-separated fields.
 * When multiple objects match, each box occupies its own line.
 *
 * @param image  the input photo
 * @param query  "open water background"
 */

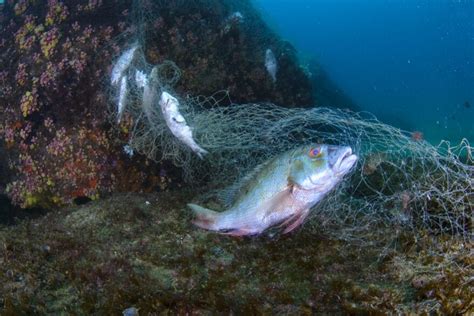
xmin=255 ymin=0 xmax=474 ymax=145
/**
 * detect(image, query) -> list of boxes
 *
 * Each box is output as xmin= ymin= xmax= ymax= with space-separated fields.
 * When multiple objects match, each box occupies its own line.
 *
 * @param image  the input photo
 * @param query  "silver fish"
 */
xmin=222 ymin=11 xmax=244 ymax=35
xmin=111 ymin=44 xmax=138 ymax=86
xmin=159 ymin=91 xmax=208 ymax=158
xmin=188 ymin=144 xmax=357 ymax=236
xmin=265 ymin=48 xmax=278 ymax=83
xmin=117 ymin=76 xmax=128 ymax=123
xmin=135 ymin=69 xmax=148 ymax=88
xmin=142 ymin=67 xmax=158 ymax=124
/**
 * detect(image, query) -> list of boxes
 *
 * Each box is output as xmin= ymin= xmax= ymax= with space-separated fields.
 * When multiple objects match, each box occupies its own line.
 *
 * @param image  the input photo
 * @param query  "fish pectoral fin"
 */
xmin=263 ymin=185 xmax=293 ymax=219
xmin=282 ymin=208 xmax=310 ymax=234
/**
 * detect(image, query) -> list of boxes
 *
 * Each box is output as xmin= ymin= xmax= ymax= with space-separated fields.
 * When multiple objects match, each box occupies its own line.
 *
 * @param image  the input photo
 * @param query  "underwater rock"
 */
xmin=143 ymin=0 xmax=314 ymax=106
xmin=0 ymin=0 xmax=341 ymax=208
xmin=0 ymin=191 xmax=471 ymax=314
xmin=122 ymin=307 xmax=139 ymax=316
xmin=0 ymin=142 xmax=9 ymax=193
xmin=305 ymin=57 xmax=359 ymax=111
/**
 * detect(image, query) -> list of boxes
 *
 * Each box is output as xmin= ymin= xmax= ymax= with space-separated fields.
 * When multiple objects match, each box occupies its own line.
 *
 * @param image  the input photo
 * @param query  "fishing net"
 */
xmin=192 ymin=101 xmax=472 ymax=240
xmin=107 ymin=1 xmax=473 ymax=240
xmin=111 ymin=57 xmax=473 ymax=239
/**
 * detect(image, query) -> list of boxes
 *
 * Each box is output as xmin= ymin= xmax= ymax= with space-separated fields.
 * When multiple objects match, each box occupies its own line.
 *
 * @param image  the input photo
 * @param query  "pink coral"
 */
xmin=16 ymin=63 xmax=28 ymax=86
xmin=39 ymin=62 xmax=58 ymax=88
xmin=14 ymin=15 xmax=37 ymax=51
xmin=14 ymin=0 xmax=28 ymax=15
xmin=72 ymin=21 xmax=80 ymax=32
xmin=0 ymin=0 xmax=160 ymax=208
xmin=3 ymin=125 xmax=15 ymax=146
xmin=40 ymin=27 xmax=60 ymax=58
xmin=20 ymin=89 xmax=39 ymax=117
xmin=45 ymin=0 xmax=69 ymax=26
xmin=19 ymin=122 xmax=32 ymax=140
xmin=76 ymin=0 xmax=103 ymax=12
xmin=77 ymin=25 xmax=94 ymax=44
xmin=69 ymin=51 xmax=88 ymax=75
xmin=0 ymin=71 xmax=7 ymax=82
xmin=44 ymin=117 xmax=54 ymax=132
xmin=8 ymin=124 xmax=116 ymax=207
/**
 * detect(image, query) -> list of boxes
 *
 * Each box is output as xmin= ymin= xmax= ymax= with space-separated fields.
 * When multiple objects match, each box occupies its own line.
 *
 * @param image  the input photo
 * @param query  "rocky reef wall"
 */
xmin=0 ymin=0 xmax=342 ymax=208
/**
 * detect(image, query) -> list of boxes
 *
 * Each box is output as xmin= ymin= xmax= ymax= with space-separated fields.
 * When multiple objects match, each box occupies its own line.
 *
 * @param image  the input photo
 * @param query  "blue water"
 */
xmin=254 ymin=0 xmax=474 ymax=145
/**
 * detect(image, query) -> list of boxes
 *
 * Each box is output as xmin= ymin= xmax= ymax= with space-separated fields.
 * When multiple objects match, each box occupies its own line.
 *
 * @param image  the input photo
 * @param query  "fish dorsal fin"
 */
xmin=217 ymin=158 xmax=274 ymax=207
xmin=216 ymin=185 xmax=238 ymax=208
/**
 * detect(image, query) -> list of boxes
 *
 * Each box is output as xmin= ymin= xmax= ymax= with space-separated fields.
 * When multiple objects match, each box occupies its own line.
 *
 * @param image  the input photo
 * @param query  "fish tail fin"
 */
xmin=187 ymin=203 xmax=220 ymax=230
xmin=194 ymin=146 xmax=209 ymax=159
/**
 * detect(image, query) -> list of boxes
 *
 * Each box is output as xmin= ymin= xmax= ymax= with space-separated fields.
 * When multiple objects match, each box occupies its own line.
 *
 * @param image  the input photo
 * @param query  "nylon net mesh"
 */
xmin=107 ymin=1 xmax=473 ymax=240
xmin=111 ymin=57 xmax=472 ymax=239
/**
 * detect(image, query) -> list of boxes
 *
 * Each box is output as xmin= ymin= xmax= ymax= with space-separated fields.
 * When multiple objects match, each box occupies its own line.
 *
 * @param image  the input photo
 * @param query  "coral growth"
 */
xmin=1 ymin=0 xmax=166 ymax=204
xmin=6 ymin=122 xmax=114 ymax=208
xmin=0 ymin=0 xmax=139 ymax=207
xmin=0 ymin=0 xmax=315 ymax=208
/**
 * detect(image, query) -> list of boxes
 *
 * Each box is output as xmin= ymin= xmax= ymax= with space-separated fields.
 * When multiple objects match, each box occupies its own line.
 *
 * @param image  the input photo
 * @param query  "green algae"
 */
xmin=0 ymin=191 xmax=472 ymax=314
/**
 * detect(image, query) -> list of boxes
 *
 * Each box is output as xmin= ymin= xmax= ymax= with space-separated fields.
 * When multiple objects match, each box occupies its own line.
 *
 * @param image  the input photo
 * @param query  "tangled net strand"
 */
xmin=107 ymin=1 xmax=472 ymax=239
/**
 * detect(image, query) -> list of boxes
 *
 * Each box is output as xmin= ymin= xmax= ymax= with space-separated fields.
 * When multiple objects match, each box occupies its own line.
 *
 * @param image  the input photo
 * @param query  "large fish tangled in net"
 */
xmin=109 ymin=50 xmax=472 ymax=241
xmin=107 ymin=0 xmax=472 ymax=241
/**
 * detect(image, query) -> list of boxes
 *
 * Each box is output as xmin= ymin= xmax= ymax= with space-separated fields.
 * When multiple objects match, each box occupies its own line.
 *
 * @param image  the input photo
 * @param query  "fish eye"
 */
xmin=309 ymin=147 xmax=322 ymax=158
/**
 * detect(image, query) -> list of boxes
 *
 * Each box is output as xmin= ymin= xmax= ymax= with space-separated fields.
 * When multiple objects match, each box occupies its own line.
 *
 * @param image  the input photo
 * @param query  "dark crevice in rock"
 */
xmin=0 ymin=194 xmax=48 ymax=226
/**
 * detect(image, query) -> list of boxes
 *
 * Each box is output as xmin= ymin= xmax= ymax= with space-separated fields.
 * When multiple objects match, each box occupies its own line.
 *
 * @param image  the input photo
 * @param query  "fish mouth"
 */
xmin=332 ymin=147 xmax=358 ymax=176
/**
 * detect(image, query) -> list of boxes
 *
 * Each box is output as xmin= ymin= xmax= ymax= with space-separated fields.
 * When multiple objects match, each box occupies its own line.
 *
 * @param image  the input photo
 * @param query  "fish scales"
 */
xmin=188 ymin=144 xmax=358 ymax=236
xmin=222 ymin=153 xmax=292 ymax=228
